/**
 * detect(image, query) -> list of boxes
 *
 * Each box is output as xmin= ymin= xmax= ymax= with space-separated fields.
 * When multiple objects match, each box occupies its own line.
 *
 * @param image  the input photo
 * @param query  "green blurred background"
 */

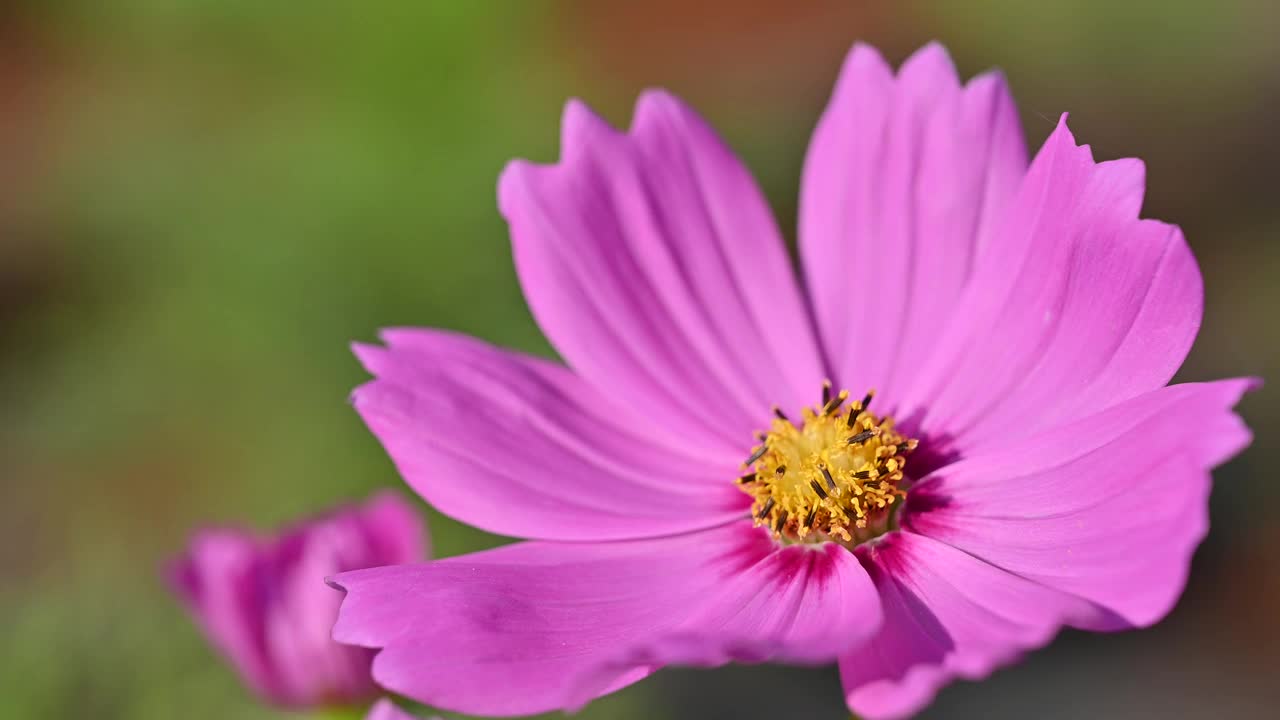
xmin=2 ymin=1 xmax=1277 ymax=718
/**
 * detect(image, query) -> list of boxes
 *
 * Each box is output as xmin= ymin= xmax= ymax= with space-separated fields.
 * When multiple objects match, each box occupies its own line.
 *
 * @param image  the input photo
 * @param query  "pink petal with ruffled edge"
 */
xmin=352 ymin=329 xmax=749 ymax=542
xmin=330 ymin=523 xmax=880 ymax=717
xmin=499 ymin=92 xmax=825 ymax=451
xmin=896 ymin=116 xmax=1203 ymax=452
xmin=840 ymin=532 xmax=1097 ymax=720
xmin=799 ymin=42 xmax=1027 ymax=408
xmin=837 ymin=379 xmax=1255 ymax=719
xmin=907 ymin=378 xmax=1256 ymax=626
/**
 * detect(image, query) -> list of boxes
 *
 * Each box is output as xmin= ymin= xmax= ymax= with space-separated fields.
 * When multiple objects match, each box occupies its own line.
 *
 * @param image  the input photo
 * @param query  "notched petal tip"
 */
xmin=1037 ymin=112 xmax=1110 ymax=168
xmin=375 ymin=327 xmax=412 ymax=346
xmin=560 ymin=96 xmax=596 ymax=130
xmin=1199 ymin=377 xmax=1263 ymax=457
xmin=560 ymin=96 xmax=621 ymax=156
xmin=326 ymin=568 xmax=391 ymax=647
xmin=839 ymin=41 xmax=888 ymax=72
xmin=1100 ymin=155 xmax=1147 ymax=180
xmin=351 ymin=341 xmax=389 ymax=376
xmin=633 ymin=86 xmax=680 ymax=115
xmin=630 ymin=87 xmax=688 ymax=139
xmin=347 ymin=381 xmax=374 ymax=408
xmin=830 ymin=42 xmax=893 ymax=100
xmin=629 ymin=87 xmax=739 ymax=170
xmin=1051 ymin=111 xmax=1073 ymax=137
xmin=901 ymin=40 xmax=958 ymax=76
xmin=915 ymin=39 xmax=949 ymax=56
xmin=495 ymin=158 xmax=535 ymax=219
xmin=963 ymin=68 xmax=1015 ymax=103
xmin=497 ymin=100 xmax=622 ymax=219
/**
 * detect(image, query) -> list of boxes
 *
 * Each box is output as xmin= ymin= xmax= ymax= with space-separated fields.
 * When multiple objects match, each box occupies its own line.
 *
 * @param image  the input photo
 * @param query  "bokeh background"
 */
xmin=2 ymin=1 xmax=1277 ymax=718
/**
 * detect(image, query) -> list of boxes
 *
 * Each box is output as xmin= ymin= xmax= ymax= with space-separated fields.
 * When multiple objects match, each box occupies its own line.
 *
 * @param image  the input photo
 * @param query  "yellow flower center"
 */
xmin=737 ymin=383 xmax=918 ymax=545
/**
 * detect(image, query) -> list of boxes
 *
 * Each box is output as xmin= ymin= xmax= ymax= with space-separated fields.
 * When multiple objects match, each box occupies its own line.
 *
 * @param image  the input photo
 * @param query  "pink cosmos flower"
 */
xmin=366 ymin=698 xmax=440 ymax=720
xmin=330 ymin=42 xmax=1257 ymax=719
xmin=168 ymin=492 xmax=426 ymax=709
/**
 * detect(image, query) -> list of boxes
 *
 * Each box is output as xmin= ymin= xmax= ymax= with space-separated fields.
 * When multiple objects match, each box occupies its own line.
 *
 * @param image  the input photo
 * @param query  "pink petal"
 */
xmin=167 ymin=532 xmax=279 ymax=700
xmin=839 ymin=532 xmax=1096 ymax=720
xmin=799 ymin=42 xmax=1027 ymax=405
xmin=907 ymin=378 xmax=1257 ymax=629
xmin=499 ymin=92 xmax=825 ymax=451
xmin=352 ymin=329 xmax=749 ymax=541
xmin=330 ymin=524 xmax=880 ymax=717
xmin=898 ymin=116 xmax=1204 ymax=450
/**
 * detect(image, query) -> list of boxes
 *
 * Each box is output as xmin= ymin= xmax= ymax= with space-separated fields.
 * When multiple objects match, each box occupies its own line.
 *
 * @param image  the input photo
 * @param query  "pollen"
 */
xmin=737 ymin=383 xmax=918 ymax=545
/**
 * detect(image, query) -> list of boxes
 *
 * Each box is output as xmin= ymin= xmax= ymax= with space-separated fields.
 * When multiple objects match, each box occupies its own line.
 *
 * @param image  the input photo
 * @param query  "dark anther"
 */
xmin=772 ymin=406 xmax=790 ymax=423
xmin=861 ymin=391 xmax=874 ymax=411
xmin=847 ymin=430 xmax=878 ymax=445
xmin=775 ymin=465 xmax=787 ymax=476
xmin=819 ymin=465 xmax=837 ymax=492
xmin=804 ymin=507 xmax=818 ymax=529
xmin=822 ymin=390 xmax=847 ymax=416
xmin=744 ymin=445 xmax=768 ymax=466
xmin=809 ymin=479 xmax=828 ymax=499
xmin=757 ymin=497 xmax=776 ymax=519
xmin=737 ymin=473 xmax=757 ymax=484
xmin=896 ymin=442 xmax=912 ymax=454
xmin=853 ymin=470 xmax=874 ymax=480
xmin=774 ymin=510 xmax=789 ymax=534
xmin=821 ymin=381 xmax=832 ymax=406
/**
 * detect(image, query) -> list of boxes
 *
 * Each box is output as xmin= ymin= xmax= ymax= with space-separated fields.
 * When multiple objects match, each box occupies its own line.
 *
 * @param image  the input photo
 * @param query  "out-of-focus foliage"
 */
xmin=1 ymin=1 xmax=1276 ymax=718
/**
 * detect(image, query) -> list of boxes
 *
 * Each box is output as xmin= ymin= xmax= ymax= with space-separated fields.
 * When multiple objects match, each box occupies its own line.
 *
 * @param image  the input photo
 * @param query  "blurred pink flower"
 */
xmin=366 ymin=698 xmax=440 ymax=720
xmin=331 ymin=42 xmax=1256 ymax=719
xmin=167 ymin=492 xmax=426 ymax=709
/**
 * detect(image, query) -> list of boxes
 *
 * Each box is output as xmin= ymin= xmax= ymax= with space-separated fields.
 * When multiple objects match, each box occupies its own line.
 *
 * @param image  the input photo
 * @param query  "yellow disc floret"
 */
xmin=737 ymin=383 xmax=918 ymax=545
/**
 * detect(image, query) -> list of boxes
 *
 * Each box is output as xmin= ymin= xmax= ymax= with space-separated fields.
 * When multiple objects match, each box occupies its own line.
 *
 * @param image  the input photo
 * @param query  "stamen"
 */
xmin=847 ymin=429 xmax=879 ymax=445
xmin=737 ymin=385 xmax=916 ymax=547
xmin=822 ymin=389 xmax=849 ymax=416
xmin=819 ymin=465 xmax=837 ymax=492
